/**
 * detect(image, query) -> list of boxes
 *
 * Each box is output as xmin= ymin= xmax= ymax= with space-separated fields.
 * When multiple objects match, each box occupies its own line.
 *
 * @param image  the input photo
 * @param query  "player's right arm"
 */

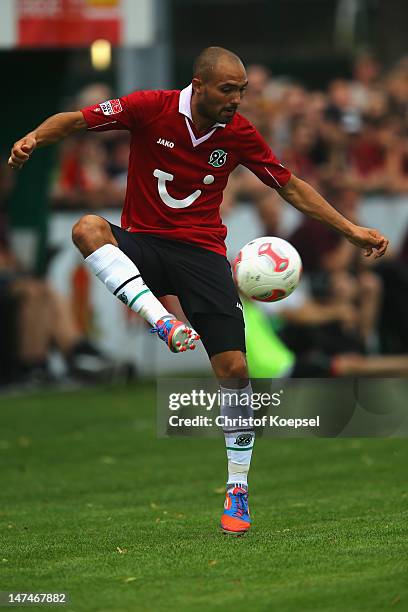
xmin=8 ymin=111 xmax=87 ymax=170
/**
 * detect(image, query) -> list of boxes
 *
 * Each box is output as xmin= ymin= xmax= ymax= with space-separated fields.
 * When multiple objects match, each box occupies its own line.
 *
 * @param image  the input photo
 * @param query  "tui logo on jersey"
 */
xmin=209 ymin=149 xmax=227 ymax=167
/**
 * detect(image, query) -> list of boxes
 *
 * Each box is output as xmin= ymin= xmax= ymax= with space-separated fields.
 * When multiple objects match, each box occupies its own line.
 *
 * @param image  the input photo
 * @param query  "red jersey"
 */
xmin=81 ymin=85 xmax=291 ymax=256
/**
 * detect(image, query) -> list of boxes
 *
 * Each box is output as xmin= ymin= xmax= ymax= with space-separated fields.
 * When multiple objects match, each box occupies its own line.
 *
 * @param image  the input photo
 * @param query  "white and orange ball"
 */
xmin=233 ymin=237 xmax=302 ymax=302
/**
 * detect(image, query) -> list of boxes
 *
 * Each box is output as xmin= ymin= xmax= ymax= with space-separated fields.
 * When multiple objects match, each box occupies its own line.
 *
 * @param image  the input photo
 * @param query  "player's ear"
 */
xmin=192 ymin=76 xmax=203 ymax=94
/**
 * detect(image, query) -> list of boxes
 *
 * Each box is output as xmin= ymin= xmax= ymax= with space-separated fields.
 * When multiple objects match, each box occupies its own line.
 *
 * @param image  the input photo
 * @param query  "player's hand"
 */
xmin=346 ymin=225 xmax=389 ymax=258
xmin=8 ymin=135 xmax=37 ymax=170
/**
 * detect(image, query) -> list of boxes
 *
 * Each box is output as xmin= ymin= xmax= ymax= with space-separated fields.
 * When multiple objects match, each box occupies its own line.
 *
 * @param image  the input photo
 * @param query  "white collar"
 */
xmin=178 ymin=84 xmax=226 ymax=128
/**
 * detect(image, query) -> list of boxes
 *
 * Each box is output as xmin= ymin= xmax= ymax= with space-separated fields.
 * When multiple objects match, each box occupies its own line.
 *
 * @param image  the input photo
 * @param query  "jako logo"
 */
xmin=157 ymin=138 xmax=174 ymax=148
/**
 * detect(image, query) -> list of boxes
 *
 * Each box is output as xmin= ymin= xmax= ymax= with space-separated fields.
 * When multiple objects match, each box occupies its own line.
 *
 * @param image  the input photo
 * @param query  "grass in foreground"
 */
xmin=0 ymin=383 xmax=407 ymax=612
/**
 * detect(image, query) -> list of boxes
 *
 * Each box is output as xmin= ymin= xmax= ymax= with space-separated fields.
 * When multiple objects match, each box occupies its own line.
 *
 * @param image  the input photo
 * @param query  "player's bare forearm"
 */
xmin=8 ymin=111 xmax=87 ymax=170
xmin=278 ymin=175 xmax=354 ymax=237
xmin=278 ymin=174 xmax=389 ymax=258
xmin=29 ymin=111 xmax=86 ymax=146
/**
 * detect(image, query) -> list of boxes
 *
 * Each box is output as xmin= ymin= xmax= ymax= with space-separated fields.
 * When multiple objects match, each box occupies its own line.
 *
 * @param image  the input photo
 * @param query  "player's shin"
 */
xmin=84 ymin=244 xmax=169 ymax=325
xmin=220 ymin=383 xmax=255 ymax=488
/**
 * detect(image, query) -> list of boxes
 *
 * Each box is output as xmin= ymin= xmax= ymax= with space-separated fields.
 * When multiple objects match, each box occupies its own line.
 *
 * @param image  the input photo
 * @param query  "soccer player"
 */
xmin=9 ymin=47 xmax=388 ymax=536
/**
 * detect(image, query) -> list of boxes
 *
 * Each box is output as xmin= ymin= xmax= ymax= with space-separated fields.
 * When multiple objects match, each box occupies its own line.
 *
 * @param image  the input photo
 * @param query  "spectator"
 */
xmin=326 ymin=78 xmax=362 ymax=135
xmin=347 ymin=115 xmax=399 ymax=193
xmin=0 ymin=160 xmax=114 ymax=386
xmin=350 ymin=52 xmax=382 ymax=111
xmin=289 ymin=186 xmax=382 ymax=350
xmin=281 ymin=118 xmax=321 ymax=189
xmin=51 ymin=136 xmax=111 ymax=209
xmin=238 ymin=64 xmax=276 ymax=139
xmin=51 ymin=83 xmax=128 ymax=210
xmin=386 ymin=64 xmax=408 ymax=119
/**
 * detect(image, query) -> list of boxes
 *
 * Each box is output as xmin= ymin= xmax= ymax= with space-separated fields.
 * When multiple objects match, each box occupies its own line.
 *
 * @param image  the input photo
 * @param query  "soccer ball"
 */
xmin=233 ymin=236 xmax=302 ymax=302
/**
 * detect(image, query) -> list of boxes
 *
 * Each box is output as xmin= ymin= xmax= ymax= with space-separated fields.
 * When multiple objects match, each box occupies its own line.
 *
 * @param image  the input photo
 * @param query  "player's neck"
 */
xmin=190 ymin=100 xmax=216 ymax=134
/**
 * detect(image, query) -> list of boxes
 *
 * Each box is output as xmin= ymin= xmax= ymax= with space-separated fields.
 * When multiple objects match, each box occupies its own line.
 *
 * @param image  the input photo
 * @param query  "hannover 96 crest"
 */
xmin=209 ymin=149 xmax=227 ymax=167
xmin=235 ymin=433 xmax=253 ymax=447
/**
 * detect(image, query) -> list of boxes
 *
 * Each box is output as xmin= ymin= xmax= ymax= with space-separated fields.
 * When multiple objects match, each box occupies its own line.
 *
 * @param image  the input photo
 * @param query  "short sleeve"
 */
xmin=81 ymin=90 xmax=165 ymax=132
xmin=238 ymin=121 xmax=291 ymax=189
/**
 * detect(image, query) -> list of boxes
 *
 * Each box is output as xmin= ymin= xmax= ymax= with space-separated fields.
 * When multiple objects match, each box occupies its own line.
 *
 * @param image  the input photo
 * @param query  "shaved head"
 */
xmin=193 ymin=46 xmax=244 ymax=83
xmin=190 ymin=47 xmax=247 ymax=128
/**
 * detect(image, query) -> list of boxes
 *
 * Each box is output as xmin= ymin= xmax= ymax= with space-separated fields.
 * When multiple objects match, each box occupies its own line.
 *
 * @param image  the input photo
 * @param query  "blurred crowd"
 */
xmin=2 ymin=53 xmax=408 ymax=387
xmin=50 ymin=83 xmax=130 ymax=210
xmin=229 ymin=53 xmax=408 ymax=197
xmin=222 ymin=53 xmax=408 ymax=377
xmin=0 ymin=156 xmax=123 ymax=387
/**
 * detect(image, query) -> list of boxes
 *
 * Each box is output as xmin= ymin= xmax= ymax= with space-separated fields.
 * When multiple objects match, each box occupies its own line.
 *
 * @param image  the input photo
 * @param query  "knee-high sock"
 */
xmin=85 ymin=244 xmax=169 ymax=326
xmin=220 ymin=383 xmax=255 ymax=487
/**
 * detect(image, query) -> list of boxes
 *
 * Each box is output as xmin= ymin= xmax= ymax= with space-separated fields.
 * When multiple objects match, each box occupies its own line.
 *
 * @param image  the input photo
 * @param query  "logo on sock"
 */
xmin=235 ymin=433 xmax=253 ymax=447
xmin=117 ymin=292 xmax=129 ymax=305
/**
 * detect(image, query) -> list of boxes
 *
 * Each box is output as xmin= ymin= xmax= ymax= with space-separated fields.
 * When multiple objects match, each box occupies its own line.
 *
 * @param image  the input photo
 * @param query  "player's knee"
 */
xmin=72 ymin=215 xmax=107 ymax=249
xmin=215 ymin=353 xmax=248 ymax=381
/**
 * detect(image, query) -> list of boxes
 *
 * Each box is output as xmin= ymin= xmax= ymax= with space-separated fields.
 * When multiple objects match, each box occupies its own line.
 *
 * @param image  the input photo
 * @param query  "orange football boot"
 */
xmin=220 ymin=484 xmax=251 ymax=536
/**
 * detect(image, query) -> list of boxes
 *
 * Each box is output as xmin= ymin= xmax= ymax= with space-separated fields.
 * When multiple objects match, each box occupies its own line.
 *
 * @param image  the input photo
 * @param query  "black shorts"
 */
xmin=110 ymin=226 xmax=246 ymax=358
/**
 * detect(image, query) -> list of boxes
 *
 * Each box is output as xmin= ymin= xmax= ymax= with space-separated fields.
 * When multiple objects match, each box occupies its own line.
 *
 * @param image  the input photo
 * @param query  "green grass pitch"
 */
xmin=1 ymin=383 xmax=407 ymax=611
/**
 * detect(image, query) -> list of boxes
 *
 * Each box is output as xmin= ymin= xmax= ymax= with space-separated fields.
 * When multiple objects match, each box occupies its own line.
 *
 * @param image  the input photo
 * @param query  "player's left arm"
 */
xmin=278 ymin=174 xmax=389 ymax=258
xmin=238 ymin=120 xmax=388 ymax=258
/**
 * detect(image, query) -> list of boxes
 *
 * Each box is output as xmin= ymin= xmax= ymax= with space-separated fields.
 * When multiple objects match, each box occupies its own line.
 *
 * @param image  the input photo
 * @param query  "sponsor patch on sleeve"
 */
xmin=99 ymin=99 xmax=123 ymax=116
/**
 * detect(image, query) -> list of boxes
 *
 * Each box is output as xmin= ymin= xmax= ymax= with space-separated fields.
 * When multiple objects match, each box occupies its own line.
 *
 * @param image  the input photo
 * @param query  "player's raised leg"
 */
xmin=211 ymin=350 xmax=254 ymax=536
xmin=72 ymin=214 xmax=199 ymax=352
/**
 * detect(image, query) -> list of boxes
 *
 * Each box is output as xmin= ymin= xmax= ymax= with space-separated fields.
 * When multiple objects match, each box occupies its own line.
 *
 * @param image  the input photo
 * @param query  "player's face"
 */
xmin=193 ymin=61 xmax=248 ymax=124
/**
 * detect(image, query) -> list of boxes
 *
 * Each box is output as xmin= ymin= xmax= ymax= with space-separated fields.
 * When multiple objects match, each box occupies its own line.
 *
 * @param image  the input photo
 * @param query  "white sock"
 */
xmin=85 ymin=244 xmax=170 ymax=326
xmin=220 ymin=383 xmax=255 ymax=488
